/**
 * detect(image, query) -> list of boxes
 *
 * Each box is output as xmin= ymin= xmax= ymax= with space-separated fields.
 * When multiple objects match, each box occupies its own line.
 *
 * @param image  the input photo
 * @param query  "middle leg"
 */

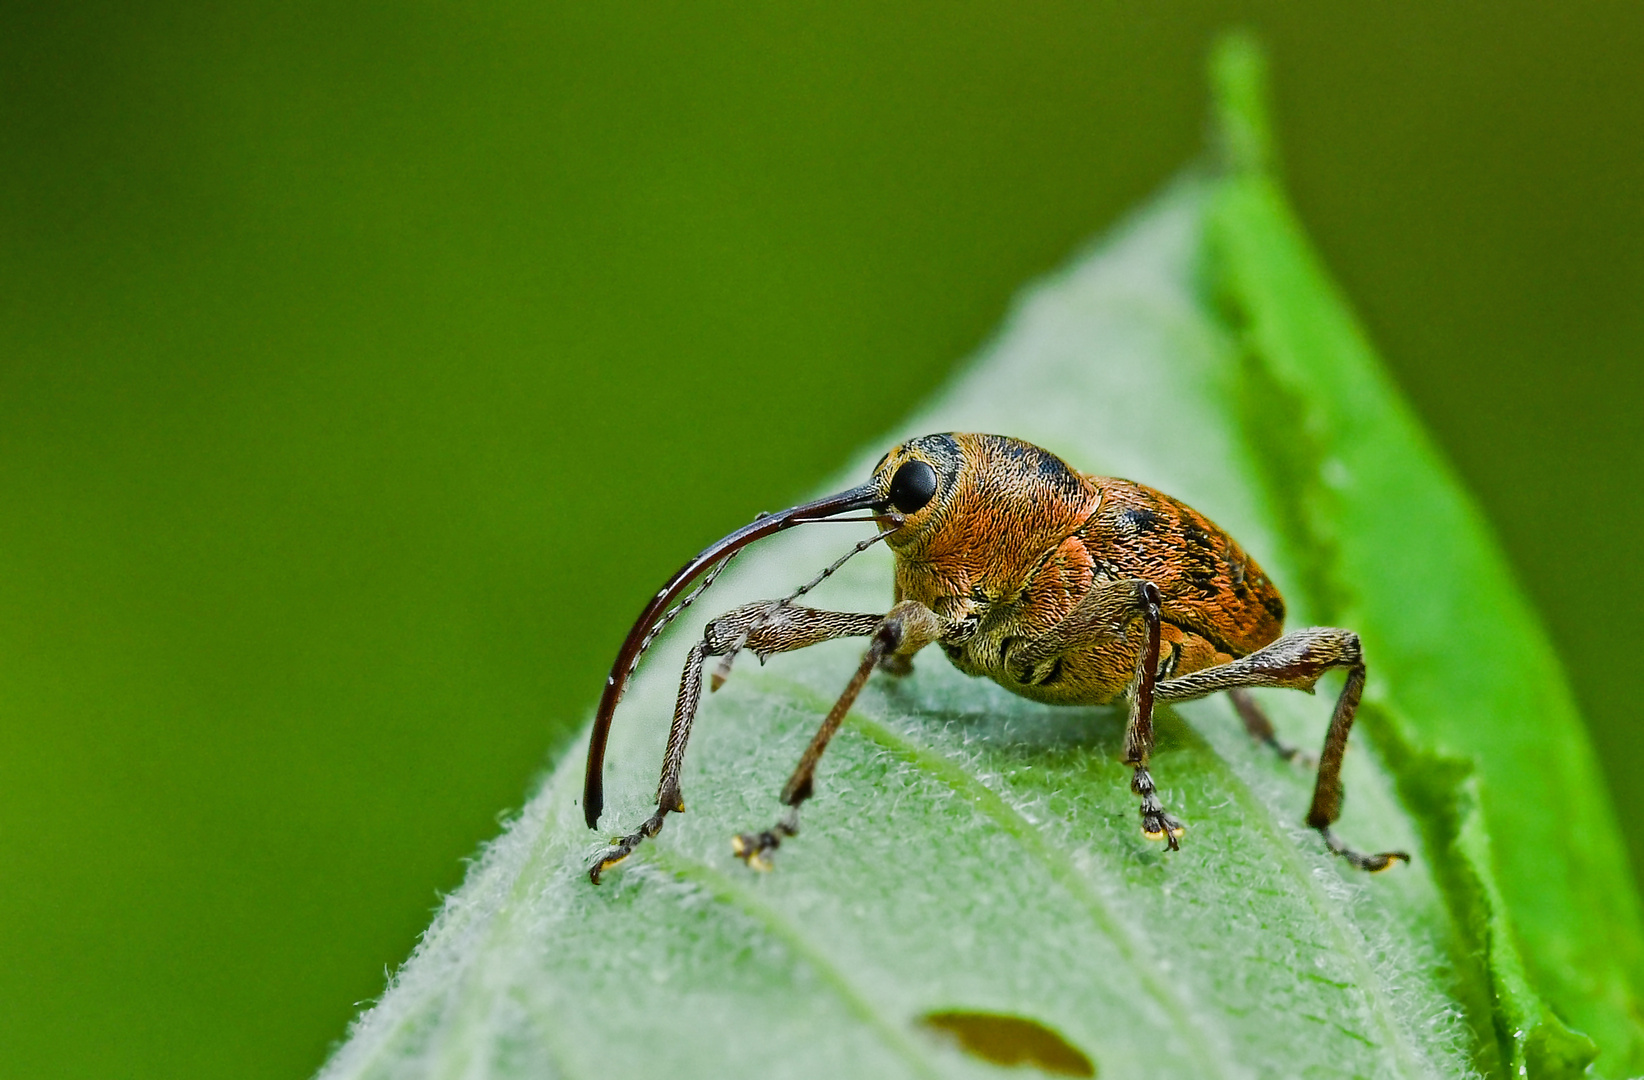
xmin=1115 ymin=582 xmax=1186 ymax=849
xmin=1007 ymin=576 xmax=1184 ymax=849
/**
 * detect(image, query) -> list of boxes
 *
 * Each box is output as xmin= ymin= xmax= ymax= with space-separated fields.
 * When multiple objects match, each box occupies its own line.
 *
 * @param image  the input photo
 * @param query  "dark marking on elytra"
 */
xmin=1261 ymin=590 xmax=1286 ymax=623
xmin=1183 ymin=567 xmax=1220 ymax=599
xmin=921 ymin=1011 xmax=1096 ymax=1077
xmin=1119 ymin=507 xmax=1164 ymax=535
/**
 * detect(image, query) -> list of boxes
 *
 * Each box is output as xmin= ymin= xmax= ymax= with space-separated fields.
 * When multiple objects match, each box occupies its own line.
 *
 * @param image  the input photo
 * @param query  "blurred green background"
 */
xmin=2 ymin=4 xmax=1641 ymax=1077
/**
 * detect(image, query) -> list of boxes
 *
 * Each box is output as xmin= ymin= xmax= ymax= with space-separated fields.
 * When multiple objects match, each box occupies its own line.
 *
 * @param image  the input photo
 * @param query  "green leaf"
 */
xmin=318 ymin=36 xmax=1643 ymax=1080
xmin=1206 ymin=33 xmax=1644 ymax=1077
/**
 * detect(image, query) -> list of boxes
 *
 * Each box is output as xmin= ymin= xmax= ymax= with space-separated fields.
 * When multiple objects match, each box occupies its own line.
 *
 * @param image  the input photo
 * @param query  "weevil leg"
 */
xmin=730 ymin=638 xmax=885 ymax=871
xmin=1155 ymin=628 xmax=1410 ymax=873
xmin=732 ymin=600 xmax=942 ymax=870
xmin=588 ymin=601 xmax=883 ymax=883
xmin=1228 ymin=688 xmax=1314 ymax=767
xmin=589 ymin=638 xmax=710 ymax=883
xmin=1116 ymin=581 xmax=1187 ymax=849
xmin=1008 ymin=578 xmax=1187 ymax=849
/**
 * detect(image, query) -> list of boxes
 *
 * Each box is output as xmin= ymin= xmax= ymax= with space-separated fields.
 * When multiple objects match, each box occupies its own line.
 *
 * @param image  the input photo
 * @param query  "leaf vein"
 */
xmin=835 ymin=704 xmax=1237 ymax=1080
xmin=651 ymin=849 xmax=943 ymax=1080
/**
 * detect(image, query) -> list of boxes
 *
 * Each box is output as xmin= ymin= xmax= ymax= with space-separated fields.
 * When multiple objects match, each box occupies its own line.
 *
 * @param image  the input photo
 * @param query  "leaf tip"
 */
xmin=1209 ymin=29 xmax=1275 ymax=177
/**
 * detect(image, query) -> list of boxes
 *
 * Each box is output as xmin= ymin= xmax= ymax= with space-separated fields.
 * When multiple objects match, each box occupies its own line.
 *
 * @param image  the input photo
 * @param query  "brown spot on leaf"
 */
xmin=920 ymin=1010 xmax=1096 ymax=1076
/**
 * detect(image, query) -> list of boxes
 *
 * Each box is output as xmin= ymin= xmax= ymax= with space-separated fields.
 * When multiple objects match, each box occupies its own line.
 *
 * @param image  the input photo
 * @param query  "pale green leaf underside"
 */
xmin=319 ymin=43 xmax=1643 ymax=1080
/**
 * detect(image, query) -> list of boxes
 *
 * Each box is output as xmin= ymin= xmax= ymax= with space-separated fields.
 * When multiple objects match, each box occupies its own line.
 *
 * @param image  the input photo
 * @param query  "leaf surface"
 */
xmin=318 ymin=38 xmax=1643 ymax=1080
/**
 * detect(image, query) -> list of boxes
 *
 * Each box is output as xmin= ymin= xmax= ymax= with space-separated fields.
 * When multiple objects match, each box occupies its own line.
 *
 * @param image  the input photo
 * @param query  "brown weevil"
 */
xmin=583 ymin=433 xmax=1409 ymax=882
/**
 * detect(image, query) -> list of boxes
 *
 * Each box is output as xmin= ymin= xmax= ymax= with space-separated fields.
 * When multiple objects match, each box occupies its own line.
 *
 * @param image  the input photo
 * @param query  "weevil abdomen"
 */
xmin=1079 ymin=478 xmax=1285 ymax=659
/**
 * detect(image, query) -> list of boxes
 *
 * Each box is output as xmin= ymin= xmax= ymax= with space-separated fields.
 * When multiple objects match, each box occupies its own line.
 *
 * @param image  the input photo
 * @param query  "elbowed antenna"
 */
xmin=583 ymin=480 xmax=890 ymax=829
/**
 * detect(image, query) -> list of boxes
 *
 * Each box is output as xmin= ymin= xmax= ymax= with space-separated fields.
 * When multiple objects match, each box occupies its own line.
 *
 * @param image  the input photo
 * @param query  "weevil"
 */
xmin=583 ymin=433 xmax=1409 ymax=882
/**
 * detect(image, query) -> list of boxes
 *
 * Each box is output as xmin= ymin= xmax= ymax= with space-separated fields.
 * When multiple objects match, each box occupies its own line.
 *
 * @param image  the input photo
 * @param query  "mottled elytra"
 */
xmin=583 ymin=433 xmax=1408 ymax=882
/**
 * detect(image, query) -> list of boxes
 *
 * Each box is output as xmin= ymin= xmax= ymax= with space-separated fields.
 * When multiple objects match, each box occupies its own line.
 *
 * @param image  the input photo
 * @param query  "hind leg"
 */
xmin=1156 ymin=628 xmax=1409 ymax=872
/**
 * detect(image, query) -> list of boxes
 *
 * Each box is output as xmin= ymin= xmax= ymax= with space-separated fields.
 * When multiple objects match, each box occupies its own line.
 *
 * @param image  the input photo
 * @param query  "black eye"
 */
xmin=888 ymin=460 xmax=937 ymax=514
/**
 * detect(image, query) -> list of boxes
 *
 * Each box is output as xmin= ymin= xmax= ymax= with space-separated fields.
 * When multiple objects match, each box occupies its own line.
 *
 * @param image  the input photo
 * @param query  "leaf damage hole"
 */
xmin=920 ymin=1009 xmax=1096 ymax=1076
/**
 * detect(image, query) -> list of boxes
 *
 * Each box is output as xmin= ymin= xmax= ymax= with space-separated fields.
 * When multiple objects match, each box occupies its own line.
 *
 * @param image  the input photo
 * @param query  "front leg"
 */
xmin=732 ymin=599 xmax=943 ymax=870
xmin=588 ymin=601 xmax=881 ymax=883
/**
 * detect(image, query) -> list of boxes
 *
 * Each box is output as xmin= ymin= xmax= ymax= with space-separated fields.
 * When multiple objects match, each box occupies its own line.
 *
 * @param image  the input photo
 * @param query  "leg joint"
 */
xmin=1336 ymin=629 xmax=1363 ymax=666
xmin=873 ymin=619 xmax=904 ymax=652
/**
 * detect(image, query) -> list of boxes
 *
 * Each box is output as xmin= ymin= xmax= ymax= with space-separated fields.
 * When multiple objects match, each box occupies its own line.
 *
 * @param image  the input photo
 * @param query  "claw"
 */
xmin=731 ymin=831 xmax=777 ymax=871
xmin=732 ymin=810 xmax=799 ymax=871
xmin=588 ymin=847 xmax=630 ymax=885
xmin=732 ymin=831 xmax=776 ymax=869
xmin=1364 ymin=850 xmax=1412 ymax=874
xmin=1269 ymin=739 xmax=1318 ymax=771
xmin=1318 ymin=827 xmax=1411 ymax=873
xmin=1141 ymin=812 xmax=1186 ymax=850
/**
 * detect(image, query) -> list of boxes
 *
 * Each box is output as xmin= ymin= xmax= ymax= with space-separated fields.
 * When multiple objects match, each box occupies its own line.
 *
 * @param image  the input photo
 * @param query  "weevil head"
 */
xmin=868 ymin=433 xmax=1097 ymax=563
xmin=867 ymin=433 xmax=965 ymax=546
xmin=584 ymin=431 xmax=1093 ymax=831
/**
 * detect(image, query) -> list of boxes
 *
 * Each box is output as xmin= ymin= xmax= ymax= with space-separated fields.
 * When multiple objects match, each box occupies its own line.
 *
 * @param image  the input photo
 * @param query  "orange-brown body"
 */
xmin=882 ymin=433 xmax=1284 ymax=706
xmin=586 ymin=430 xmax=1407 ymax=883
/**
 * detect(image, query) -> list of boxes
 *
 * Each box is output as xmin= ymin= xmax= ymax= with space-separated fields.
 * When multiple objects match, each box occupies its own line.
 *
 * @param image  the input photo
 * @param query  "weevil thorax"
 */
xmin=872 ymin=434 xmax=1101 ymax=621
